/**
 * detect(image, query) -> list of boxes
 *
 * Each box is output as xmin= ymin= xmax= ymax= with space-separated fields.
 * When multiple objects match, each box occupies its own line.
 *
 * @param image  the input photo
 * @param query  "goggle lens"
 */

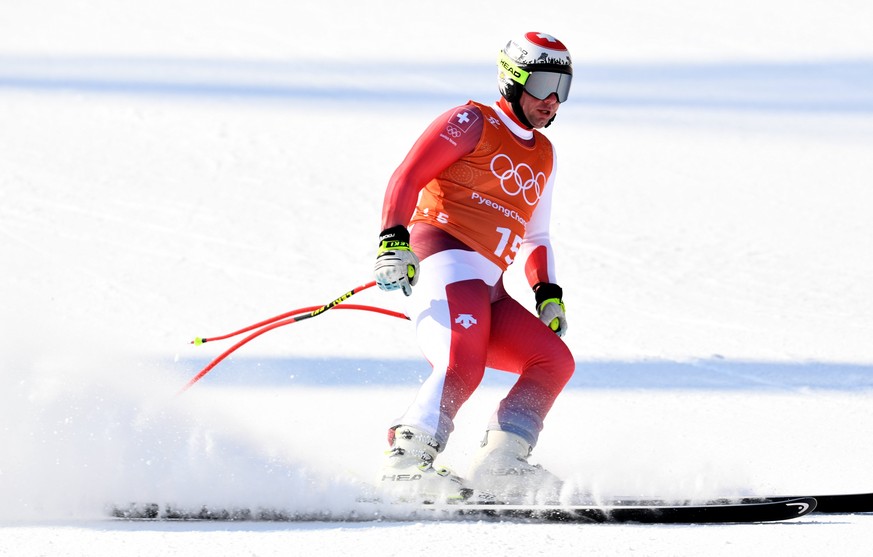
xmin=523 ymin=71 xmax=572 ymax=103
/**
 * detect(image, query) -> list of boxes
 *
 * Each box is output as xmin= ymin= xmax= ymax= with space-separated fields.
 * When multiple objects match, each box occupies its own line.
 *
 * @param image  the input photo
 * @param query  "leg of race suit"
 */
xmin=392 ymin=250 xmax=502 ymax=449
xmin=484 ymin=287 xmax=576 ymax=448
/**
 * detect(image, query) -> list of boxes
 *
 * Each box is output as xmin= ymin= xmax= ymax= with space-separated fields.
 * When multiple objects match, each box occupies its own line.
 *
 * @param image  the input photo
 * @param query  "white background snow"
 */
xmin=2 ymin=1 xmax=873 ymax=555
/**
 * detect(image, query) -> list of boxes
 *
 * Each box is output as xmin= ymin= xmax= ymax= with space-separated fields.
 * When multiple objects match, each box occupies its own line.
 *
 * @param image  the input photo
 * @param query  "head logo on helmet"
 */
xmin=497 ymin=32 xmax=573 ymax=128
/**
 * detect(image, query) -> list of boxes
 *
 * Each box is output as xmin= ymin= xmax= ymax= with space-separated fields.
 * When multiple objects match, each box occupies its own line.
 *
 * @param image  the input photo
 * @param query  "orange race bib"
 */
xmin=411 ymin=102 xmax=554 ymax=270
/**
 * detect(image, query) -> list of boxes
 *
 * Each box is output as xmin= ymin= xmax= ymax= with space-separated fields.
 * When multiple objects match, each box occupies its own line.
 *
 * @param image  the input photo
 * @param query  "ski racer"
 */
xmin=373 ymin=32 xmax=576 ymax=502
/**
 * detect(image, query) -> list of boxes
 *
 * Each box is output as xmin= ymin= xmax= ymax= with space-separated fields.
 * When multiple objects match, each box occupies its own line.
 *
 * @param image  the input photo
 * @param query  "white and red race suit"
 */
xmin=380 ymin=98 xmax=575 ymax=450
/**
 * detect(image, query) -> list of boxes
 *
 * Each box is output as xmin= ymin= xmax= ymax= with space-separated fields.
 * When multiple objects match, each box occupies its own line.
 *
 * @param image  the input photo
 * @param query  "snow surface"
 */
xmin=2 ymin=1 xmax=873 ymax=555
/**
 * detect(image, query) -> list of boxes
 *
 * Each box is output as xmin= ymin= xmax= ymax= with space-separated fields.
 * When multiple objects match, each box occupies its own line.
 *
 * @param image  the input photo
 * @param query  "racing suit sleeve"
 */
xmin=519 ymin=147 xmax=559 ymax=287
xmin=380 ymin=105 xmax=482 ymax=230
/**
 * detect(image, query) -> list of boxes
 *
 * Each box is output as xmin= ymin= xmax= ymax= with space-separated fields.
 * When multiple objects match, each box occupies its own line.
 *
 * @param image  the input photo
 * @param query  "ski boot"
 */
xmin=379 ymin=425 xmax=469 ymax=503
xmin=468 ymin=430 xmax=563 ymax=504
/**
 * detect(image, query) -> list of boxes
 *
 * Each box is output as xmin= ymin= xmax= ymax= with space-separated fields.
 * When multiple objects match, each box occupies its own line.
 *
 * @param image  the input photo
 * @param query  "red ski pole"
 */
xmin=179 ymin=281 xmax=407 ymax=393
xmin=191 ymin=303 xmax=406 ymax=345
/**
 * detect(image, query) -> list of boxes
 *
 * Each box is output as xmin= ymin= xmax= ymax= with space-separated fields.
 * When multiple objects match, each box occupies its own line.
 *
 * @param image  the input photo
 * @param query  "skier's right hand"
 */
xmin=374 ymin=225 xmax=420 ymax=296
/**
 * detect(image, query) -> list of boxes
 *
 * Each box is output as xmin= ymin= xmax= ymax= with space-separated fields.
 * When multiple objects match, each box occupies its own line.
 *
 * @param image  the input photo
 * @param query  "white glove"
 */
xmin=537 ymin=299 xmax=568 ymax=337
xmin=374 ymin=226 xmax=420 ymax=296
xmin=534 ymin=282 xmax=568 ymax=337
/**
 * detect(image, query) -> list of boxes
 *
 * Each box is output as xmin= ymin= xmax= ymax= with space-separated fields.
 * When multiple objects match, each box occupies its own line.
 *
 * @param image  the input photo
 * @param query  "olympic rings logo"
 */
xmin=490 ymin=153 xmax=545 ymax=206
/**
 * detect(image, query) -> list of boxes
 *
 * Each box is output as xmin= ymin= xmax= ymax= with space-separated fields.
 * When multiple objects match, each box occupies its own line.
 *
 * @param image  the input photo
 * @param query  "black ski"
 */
xmin=751 ymin=491 xmax=873 ymax=514
xmin=607 ymin=491 xmax=873 ymax=515
xmin=449 ymin=498 xmax=815 ymax=524
xmin=109 ymin=497 xmax=816 ymax=524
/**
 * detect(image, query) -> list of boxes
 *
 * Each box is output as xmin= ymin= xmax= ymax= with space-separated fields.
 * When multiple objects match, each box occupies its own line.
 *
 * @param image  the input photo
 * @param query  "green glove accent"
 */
xmin=538 ymin=298 xmax=566 ymax=333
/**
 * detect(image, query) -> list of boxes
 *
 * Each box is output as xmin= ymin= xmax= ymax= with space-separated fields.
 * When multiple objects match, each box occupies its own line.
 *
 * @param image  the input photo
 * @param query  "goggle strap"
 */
xmin=498 ymin=51 xmax=530 ymax=86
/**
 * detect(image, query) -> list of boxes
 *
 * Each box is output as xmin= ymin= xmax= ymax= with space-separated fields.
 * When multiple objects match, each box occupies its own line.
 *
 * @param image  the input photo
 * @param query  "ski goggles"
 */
xmin=499 ymin=52 xmax=572 ymax=102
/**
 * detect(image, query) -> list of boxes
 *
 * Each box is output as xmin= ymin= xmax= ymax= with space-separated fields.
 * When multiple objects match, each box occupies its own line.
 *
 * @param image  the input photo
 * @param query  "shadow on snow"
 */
xmin=1 ymin=55 xmax=873 ymax=113
xmin=172 ymin=356 xmax=873 ymax=392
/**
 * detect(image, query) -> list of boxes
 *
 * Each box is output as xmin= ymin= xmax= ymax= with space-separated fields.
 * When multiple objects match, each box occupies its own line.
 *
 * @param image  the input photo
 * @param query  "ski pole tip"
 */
xmin=191 ymin=337 xmax=208 ymax=346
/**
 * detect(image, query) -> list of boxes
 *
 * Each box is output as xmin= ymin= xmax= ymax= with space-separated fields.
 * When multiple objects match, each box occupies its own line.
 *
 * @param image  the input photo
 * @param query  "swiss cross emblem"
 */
xmin=448 ymin=107 xmax=480 ymax=133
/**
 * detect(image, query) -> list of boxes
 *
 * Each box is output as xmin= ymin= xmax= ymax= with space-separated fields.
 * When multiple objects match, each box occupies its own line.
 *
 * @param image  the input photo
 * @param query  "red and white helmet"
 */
xmin=497 ymin=32 xmax=573 ymax=104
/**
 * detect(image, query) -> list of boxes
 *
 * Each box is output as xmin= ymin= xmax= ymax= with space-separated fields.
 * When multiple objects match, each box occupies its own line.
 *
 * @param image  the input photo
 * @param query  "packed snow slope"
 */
xmin=2 ymin=1 xmax=873 ymax=556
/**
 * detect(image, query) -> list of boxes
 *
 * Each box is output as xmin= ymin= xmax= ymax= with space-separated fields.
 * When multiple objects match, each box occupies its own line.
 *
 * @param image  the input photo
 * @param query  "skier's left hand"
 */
xmin=534 ymin=282 xmax=568 ymax=337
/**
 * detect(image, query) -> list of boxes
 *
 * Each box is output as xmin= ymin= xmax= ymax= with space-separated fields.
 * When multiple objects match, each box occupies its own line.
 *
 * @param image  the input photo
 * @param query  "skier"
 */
xmin=373 ymin=32 xmax=576 ymax=502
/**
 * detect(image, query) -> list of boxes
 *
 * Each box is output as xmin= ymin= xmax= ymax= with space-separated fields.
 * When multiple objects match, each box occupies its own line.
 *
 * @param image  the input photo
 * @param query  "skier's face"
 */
xmin=519 ymin=90 xmax=560 ymax=129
